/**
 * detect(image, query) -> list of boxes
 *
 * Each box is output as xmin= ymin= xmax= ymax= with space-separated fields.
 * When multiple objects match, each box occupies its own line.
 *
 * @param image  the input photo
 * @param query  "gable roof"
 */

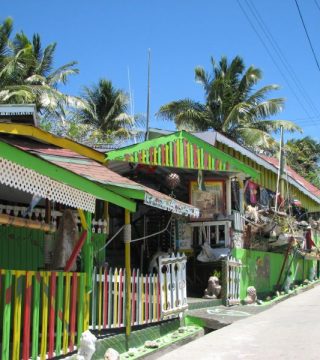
xmin=149 ymin=128 xmax=320 ymax=206
xmin=106 ymin=130 xmax=259 ymax=179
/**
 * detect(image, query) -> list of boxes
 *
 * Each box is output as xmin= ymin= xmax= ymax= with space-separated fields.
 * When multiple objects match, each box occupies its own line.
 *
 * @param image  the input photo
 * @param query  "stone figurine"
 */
xmin=203 ymin=276 xmax=221 ymax=299
xmin=52 ymin=209 xmax=79 ymax=271
xmin=244 ymin=286 xmax=257 ymax=304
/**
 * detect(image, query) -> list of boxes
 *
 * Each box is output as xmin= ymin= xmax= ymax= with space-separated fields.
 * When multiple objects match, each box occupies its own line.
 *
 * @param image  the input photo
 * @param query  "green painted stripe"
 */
xmin=77 ymin=273 xmax=85 ymax=346
xmin=31 ymin=272 xmax=41 ymax=360
xmin=55 ymin=272 xmax=64 ymax=356
xmin=2 ymin=270 xmax=12 ymax=360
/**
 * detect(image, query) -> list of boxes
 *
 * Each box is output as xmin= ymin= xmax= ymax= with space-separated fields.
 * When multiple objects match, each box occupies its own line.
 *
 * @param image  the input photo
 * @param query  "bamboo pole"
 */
xmin=124 ymin=209 xmax=132 ymax=337
xmin=0 ymin=213 xmax=55 ymax=232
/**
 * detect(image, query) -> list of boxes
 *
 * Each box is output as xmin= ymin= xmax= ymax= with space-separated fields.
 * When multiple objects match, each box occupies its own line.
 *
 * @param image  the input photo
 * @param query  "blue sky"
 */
xmin=2 ymin=0 xmax=320 ymax=139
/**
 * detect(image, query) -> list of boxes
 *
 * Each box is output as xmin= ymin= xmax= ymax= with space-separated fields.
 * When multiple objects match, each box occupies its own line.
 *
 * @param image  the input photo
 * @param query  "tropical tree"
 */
xmin=73 ymin=78 xmax=144 ymax=146
xmin=0 ymin=18 xmax=79 ymax=119
xmin=158 ymin=56 xmax=300 ymax=149
xmin=285 ymin=137 xmax=320 ymax=188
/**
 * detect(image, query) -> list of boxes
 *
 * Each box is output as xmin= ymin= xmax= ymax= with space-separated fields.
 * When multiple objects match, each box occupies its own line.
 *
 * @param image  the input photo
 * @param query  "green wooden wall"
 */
xmin=232 ymin=248 xmax=317 ymax=299
xmin=0 ymin=225 xmax=107 ymax=271
xmin=0 ymin=225 xmax=45 ymax=270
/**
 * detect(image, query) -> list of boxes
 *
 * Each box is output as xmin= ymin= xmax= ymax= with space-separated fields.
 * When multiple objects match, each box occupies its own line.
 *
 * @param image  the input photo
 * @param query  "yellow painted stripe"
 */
xmin=0 ymin=123 xmax=105 ymax=163
xmin=40 ymin=272 xmax=49 ymax=359
xmin=84 ymin=291 xmax=90 ymax=331
xmin=63 ymin=273 xmax=71 ymax=353
xmin=12 ymin=271 xmax=23 ymax=360
xmin=77 ymin=209 xmax=88 ymax=230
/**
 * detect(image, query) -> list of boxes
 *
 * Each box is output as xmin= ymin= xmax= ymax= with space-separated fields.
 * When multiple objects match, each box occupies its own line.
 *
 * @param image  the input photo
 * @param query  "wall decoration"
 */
xmin=190 ymin=180 xmax=225 ymax=220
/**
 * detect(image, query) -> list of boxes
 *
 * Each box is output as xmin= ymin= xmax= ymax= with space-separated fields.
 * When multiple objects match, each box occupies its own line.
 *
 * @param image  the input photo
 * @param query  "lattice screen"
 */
xmin=0 ymin=157 xmax=96 ymax=212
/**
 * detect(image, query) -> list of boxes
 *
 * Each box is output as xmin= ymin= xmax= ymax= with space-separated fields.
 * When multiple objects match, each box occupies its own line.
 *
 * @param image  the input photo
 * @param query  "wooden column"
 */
xmin=83 ymin=211 xmax=92 ymax=292
xmin=226 ymin=177 xmax=232 ymax=216
xmin=124 ymin=209 xmax=132 ymax=337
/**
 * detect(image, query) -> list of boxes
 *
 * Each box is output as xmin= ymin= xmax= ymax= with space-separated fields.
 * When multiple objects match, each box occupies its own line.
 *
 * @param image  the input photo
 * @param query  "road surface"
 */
xmin=158 ymin=285 xmax=320 ymax=360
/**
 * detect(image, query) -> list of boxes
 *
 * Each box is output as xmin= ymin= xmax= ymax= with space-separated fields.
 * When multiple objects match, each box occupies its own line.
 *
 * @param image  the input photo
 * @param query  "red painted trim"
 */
xmin=204 ymin=152 xmax=208 ymax=169
xmin=48 ymin=272 xmax=56 ymax=358
xmin=22 ymin=272 xmax=32 ymax=360
xmin=161 ymin=145 xmax=165 ymax=166
xmin=69 ymin=273 xmax=78 ymax=351
xmin=173 ymin=141 xmax=177 ymax=166
xmin=193 ymin=144 xmax=198 ymax=168
xmin=64 ymin=230 xmax=87 ymax=272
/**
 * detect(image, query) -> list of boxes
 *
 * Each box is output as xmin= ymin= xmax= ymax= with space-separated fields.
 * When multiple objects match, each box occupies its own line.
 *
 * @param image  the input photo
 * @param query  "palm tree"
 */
xmin=0 ymin=18 xmax=79 ymax=118
xmin=286 ymin=137 xmax=320 ymax=188
xmin=158 ymin=56 xmax=300 ymax=149
xmin=73 ymin=78 xmax=144 ymax=145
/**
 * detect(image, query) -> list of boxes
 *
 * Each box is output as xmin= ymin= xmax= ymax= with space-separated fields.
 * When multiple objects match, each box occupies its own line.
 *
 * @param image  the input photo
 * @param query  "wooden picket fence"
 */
xmin=158 ymin=253 xmax=188 ymax=317
xmin=0 ymin=269 xmax=88 ymax=360
xmin=91 ymin=267 xmax=161 ymax=330
xmin=222 ymin=257 xmax=242 ymax=306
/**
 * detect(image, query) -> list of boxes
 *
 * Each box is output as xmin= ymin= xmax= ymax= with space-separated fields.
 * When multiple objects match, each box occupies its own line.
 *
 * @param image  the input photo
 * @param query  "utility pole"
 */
xmin=145 ymin=49 xmax=151 ymax=141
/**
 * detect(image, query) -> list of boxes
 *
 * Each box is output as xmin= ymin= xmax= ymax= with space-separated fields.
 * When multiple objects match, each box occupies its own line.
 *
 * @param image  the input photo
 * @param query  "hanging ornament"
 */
xmin=165 ymin=172 xmax=181 ymax=191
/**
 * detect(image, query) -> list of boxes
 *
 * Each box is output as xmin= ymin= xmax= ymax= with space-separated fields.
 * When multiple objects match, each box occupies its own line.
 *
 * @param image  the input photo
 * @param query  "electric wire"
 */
xmin=294 ymin=0 xmax=320 ymax=73
xmin=314 ymin=0 xmax=320 ymax=13
xmin=237 ymin=0 xmax=313 ymax=119
xmin=246 ymin=0 xmax=320 ymax=126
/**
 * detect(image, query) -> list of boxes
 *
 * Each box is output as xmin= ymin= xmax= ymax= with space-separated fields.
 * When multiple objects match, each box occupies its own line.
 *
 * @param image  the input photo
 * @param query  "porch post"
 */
xmin=226 ymin=177 xmax=232 ymax=216
xmin=124 ymin=209 xmax=132 ymax=337
xmin=83 ymin=211 xmax=93 ymax=291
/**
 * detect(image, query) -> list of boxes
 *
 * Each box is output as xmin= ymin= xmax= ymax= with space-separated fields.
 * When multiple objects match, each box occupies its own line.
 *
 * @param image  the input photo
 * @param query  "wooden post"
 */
xmin=226 ymin=177 xmax=232 ymax=216
xmin=83 ymin=212 xmax=93 ymax=292
xmin=124 ymin=209 xmax=132 ymax=338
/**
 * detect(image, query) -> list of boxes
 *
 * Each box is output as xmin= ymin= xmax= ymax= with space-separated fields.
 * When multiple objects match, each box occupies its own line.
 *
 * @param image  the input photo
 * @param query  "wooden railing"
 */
xmin=91 ymin=254 xmax=188 ymax=330
xmin=0 ymin=269 xmax=88 ymax=360
xmin=222 ymin=257 xmax=242 ymax=306
xmin=159 ymin=253 xmax=188 ymax=317
xmin=91 ymin=267 xmax=161 ymax=330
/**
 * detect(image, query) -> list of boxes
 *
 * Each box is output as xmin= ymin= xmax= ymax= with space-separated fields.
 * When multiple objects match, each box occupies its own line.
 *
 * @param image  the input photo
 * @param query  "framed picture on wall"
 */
xmin=189 ymin=180 xmax=225 ymax=220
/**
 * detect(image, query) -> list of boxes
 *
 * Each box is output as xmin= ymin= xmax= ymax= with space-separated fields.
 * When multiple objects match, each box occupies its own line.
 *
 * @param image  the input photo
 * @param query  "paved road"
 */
xmin=158 ymin=285 xmax=320 ymax=360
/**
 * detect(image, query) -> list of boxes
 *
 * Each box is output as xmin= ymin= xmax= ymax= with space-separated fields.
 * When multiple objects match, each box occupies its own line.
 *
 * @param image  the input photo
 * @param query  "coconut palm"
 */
xmin=0 ymin=18 xmax=79 ymax=118
xmin=158 ymin=56 xmax=300 ymax=149
xmin=286 ymin=137 xmax=320 ymax=188
xmin=73 ymin=78 xmax=144 ymax=145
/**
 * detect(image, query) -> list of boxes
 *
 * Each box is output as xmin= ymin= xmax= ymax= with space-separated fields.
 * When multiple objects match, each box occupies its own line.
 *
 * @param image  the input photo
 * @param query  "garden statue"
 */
xmin=52 ymin=209 xmax=78 ymax=271
xmin=76 ymin=330 xmax=97 ymax=360
xmin=244 ymin=286 xmax=257 ymax=304
xmin=203 ymin=276 xmax=221 ymax=299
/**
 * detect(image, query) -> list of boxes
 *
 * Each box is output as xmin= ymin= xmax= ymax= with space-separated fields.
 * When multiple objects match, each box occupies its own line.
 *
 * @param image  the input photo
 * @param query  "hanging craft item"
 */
xmin=165 ymin=172 xmax=180 ymax=196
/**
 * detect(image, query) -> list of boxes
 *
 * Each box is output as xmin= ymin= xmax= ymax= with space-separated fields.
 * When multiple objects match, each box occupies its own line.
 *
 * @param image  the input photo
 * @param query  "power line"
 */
xmin=237 ymin=0 xmax=313 ymax=119
xmin=246 ymin=0 xmax=320 ymax=121
xmin=294 ymin=0 xmax=320 ymax=73
xmin=314 ymin=0 xmax=320 ymax=13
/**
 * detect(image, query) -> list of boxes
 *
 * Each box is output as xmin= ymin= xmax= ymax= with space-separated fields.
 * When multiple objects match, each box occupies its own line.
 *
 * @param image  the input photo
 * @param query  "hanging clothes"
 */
xmin=245 ymin=180 xmax=259 ymax=206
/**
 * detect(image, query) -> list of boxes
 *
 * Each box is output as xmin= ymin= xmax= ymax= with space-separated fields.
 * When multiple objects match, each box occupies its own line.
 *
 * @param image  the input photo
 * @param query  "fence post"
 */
xmin=221 ymin=259 xmax=229 ymax=306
